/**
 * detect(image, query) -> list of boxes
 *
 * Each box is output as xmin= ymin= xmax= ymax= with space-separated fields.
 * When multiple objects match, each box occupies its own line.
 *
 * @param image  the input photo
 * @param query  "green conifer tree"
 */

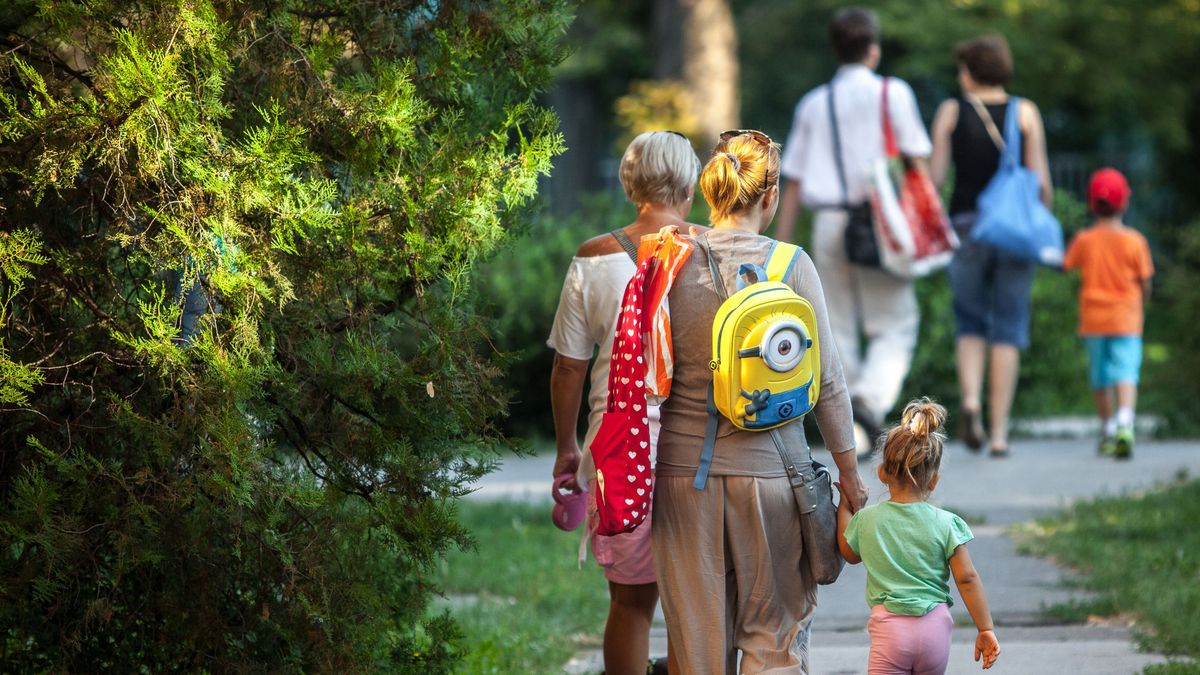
xmin=0 ymin=1 xmax=568 ymax=670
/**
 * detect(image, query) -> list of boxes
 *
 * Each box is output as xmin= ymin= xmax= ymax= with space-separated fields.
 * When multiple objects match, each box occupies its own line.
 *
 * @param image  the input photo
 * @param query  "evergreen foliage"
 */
xmin=0 ymin=0 xmax=568 ymax=670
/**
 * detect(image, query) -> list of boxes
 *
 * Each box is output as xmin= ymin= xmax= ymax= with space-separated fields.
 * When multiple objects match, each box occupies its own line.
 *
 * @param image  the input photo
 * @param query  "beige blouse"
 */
xmin=656 ymin=228 xmax=855 ymax=478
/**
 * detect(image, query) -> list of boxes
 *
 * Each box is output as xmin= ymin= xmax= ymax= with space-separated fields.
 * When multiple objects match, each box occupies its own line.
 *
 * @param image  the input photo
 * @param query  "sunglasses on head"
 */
xmin=719 ymin=129 xmax=773 ymax=145
xmin=717 ymin=130 xmax=775 ymax=191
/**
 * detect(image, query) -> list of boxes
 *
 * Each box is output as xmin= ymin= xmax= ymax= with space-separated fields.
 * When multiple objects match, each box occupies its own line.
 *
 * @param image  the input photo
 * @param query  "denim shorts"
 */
xmin=947 ymin=214 xmax=1036 ymax=348
xmin=1083 ymin=335 xmax=1143 ymax=389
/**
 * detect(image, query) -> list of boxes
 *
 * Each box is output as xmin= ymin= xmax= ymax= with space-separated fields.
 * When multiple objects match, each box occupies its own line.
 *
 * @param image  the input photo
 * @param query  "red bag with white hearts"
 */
xmin=590 ymin=232 xmax=689 ymax=536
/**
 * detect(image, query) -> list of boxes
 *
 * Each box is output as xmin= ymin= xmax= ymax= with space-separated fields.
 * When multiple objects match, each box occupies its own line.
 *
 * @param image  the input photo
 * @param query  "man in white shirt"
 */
xmin=775 ymin=7 xmax=932 ymax=451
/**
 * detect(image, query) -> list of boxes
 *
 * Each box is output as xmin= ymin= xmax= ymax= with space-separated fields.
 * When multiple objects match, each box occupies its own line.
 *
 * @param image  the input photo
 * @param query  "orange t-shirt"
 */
xmin=1063 ymin=224 xmax=1154 ymax=335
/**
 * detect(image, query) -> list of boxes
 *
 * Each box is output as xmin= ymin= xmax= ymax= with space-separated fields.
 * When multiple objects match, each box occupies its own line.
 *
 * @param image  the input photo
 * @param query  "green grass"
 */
xmin=1018 ymin=478 xmax=1200 ymax=671
xmin=436 ymin=500 xmax=609 ymax=674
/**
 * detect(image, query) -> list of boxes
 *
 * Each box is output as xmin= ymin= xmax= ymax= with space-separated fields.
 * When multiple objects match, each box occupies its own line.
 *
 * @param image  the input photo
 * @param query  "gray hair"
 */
xmin=619 ymin=131 xmax=701 ymax=207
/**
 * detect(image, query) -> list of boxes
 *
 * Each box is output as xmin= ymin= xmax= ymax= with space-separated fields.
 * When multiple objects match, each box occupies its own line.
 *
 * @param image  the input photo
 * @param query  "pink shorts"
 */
xmin=867 ymin=603 xmax=953 ymax=675
xmin=586 ymin=478 xmax=656 ymax=586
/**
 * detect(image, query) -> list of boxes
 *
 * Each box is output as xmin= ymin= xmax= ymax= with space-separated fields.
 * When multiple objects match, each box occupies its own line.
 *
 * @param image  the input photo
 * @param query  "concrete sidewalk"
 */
xmin=469 ymin=438 xmax=1200 ymax=674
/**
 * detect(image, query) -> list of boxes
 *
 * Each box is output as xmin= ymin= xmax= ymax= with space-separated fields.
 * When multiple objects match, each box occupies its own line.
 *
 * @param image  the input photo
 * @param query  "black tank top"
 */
xmin=948 ymin=96 xmax=1025 ymax=216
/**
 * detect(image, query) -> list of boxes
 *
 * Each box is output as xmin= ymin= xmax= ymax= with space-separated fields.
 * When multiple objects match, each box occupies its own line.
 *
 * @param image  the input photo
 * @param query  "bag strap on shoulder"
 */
xmin=610 ymin=229 xmax=639 ymax=264
xmin=1001 ymin=97 xmax=1022 ymax=170
xmin=881 ymin=77 xmax=898 ymax=159
xmin=827 ymin=80 xmax=850 ymax=208
xmin=965 ymin=94 xmax=1006 ymax=153
xmin=694 ymin=235 xmax=725 ymax=490
xmin=765 ymin=240 xmax=801 ymax=284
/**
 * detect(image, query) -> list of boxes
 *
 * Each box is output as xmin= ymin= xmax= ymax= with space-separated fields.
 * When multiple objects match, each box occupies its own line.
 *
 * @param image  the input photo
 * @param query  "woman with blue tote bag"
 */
xmin=929 ymin=35 xmax=1056 ymax=458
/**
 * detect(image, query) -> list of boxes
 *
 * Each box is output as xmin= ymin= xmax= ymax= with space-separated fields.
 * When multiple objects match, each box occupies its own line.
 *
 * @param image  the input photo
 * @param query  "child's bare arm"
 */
xmin=950 ymin=544 xmax=999 ymax=668
xmin=834 ymin=482 xmax=861 ymax=564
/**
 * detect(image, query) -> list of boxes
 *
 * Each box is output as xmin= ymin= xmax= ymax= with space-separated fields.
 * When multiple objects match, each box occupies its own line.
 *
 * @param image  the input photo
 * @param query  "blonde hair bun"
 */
xmin=699 ymin=133 xmax=780 ymax=225
xmin=900 ymin=398 xmax=947 ymax=439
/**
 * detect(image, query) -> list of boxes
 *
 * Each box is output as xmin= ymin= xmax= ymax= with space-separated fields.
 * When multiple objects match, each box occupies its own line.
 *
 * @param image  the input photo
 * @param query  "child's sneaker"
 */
xmin=1098 ymin=435 xmax=1117 ymax=456
xmin=1113 ymin=427 xmax=1134 ymax=460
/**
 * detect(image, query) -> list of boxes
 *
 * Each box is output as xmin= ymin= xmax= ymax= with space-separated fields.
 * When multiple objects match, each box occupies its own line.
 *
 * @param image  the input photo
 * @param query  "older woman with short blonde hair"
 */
xmin=547 ymin=130 xmax=702 ymax=675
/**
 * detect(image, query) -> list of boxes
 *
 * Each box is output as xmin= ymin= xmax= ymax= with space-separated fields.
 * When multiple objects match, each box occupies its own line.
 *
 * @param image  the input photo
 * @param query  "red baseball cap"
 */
xmin=1088 ymin=168 xmax=1131 ymax=213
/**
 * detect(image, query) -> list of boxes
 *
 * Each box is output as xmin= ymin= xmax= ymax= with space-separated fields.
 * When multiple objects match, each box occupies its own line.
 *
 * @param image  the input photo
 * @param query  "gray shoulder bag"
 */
xmin=769 ymin=427 xmax=844 ymax=585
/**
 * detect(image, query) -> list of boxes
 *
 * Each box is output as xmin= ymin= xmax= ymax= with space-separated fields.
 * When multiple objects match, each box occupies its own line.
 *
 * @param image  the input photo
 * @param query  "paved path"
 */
xmin=469 ymin=438 xmax=1200 ymax=674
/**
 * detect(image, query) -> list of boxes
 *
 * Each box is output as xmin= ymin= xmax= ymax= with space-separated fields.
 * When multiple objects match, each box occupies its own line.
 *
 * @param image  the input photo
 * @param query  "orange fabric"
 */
xmin=1063 ymin=224 xmax=1153 ymax=335
xmin=635 ymin=226 xmax=694 ymax=404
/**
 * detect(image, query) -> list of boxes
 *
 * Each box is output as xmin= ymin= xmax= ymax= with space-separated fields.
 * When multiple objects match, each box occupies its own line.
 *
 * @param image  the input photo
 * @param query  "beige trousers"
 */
xmin=652 ymin=475 xmax=815 ymax=674
xmin=811 ymin=209 xmax=919 ymax=420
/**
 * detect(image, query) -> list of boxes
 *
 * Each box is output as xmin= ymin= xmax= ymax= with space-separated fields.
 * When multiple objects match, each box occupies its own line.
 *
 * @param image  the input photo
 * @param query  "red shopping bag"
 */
xmin=869 ymin=78 xmax=958 ymax=278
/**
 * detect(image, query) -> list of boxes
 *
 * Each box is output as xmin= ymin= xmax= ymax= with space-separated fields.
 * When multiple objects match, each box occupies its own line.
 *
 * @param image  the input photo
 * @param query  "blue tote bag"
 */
xmin=971 ymin=98 xmax=1063 ymax=266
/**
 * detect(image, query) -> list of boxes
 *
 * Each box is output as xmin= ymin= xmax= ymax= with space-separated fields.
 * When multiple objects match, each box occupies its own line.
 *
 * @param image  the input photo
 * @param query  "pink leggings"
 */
xmin=867 ymin=603 xmax=953 ymax=675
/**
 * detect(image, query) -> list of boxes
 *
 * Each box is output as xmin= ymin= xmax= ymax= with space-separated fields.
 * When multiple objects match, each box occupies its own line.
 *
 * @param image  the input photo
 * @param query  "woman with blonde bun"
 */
xmin=651 ymin=130 xmax=868 ymax=673
xmin=836 ymin=398 xmax=1000 ymax=673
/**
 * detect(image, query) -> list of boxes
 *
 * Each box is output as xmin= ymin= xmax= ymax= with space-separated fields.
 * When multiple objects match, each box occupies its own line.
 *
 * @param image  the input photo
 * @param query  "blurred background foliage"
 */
xmin=488 ymin=0 xmax=1200 ymax=439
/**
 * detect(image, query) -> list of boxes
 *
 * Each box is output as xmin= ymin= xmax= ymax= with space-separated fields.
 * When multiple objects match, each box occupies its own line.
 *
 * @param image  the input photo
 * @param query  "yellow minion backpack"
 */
xmin=694 ymin=238 xmax=820 ymax=489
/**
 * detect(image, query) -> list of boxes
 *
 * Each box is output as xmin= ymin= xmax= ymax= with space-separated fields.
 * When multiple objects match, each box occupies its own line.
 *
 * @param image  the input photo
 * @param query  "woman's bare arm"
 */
xmin=1021 ymin=99 xmax=1053 ymax=207
xmin=929 ymin=99 xmax=959 ymax=189
xmin=550 ymin=352 xmax=590 ymax=490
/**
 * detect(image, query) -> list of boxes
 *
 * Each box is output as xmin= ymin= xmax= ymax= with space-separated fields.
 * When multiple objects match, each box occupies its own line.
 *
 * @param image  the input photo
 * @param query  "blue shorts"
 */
xmin=1083 ymin=335 xmax=1142 ymax=389
xmin=947 ymin=215 xmax=1036 ymax=348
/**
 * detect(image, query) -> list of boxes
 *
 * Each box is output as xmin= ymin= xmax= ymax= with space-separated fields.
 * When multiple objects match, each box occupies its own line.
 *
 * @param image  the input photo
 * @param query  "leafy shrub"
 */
xmin=0 ymin=0 xmax=568 ymax=670
xmin=477 ymin=195 xmax=636 ymax=438
xmin=1144 ymin=219 xmax=1200 ymax=434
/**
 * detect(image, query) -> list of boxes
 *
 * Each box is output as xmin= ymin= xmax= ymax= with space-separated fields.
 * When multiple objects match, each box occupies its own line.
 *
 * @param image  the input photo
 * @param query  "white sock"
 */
xmin=1116 ymin=407 xmax=1135 ymax=429
xmin=1103 ymin=417 xmax=1119 ymax=437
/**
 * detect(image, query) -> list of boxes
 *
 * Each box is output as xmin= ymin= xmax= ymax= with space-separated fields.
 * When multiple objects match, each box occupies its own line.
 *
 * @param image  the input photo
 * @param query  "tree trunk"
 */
xmin=654 ymin=0 xmax=740 ymax=148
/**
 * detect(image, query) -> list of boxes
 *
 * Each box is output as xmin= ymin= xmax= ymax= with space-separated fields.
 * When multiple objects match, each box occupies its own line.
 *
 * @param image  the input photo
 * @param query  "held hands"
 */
xmin=975 ymin=629 xmax=1000 ymax=669
xmin=834 ymin=480 xmax=867 ymax=515
xmin=836 ymin=472 xmax=869 ymax=513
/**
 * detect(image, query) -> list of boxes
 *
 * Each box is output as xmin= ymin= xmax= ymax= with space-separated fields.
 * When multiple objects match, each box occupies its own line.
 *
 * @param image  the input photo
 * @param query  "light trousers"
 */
xmin=810 ymin=210 xmax=919 ymax=420
xmin=652 ymin=475 xmax=814 ymax=674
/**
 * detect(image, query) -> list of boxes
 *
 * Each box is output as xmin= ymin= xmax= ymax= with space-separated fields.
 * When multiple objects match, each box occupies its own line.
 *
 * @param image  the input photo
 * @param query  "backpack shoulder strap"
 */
xmin=693 ymin=381 xmax=719 ymax=490
xmin=610 ymin=229 xmax=639 ymax=264
xmin=765 ymin=240 xmax=802 ymax=284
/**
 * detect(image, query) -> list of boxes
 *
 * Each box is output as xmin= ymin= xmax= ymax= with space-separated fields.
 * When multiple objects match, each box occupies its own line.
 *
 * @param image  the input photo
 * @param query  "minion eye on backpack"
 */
xmin=694 ymin=238 xmax=822 ymax=489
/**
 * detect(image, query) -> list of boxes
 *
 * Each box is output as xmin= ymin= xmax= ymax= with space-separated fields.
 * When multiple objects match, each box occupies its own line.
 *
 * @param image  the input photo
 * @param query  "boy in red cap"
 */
xmin=1063 ymin=168 xmax=1154 ymax=459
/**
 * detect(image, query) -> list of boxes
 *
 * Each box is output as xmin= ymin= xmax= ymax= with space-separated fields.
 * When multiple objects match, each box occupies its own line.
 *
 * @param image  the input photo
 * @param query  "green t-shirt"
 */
xmin=843 ymin=501 xmax=974 ymax=617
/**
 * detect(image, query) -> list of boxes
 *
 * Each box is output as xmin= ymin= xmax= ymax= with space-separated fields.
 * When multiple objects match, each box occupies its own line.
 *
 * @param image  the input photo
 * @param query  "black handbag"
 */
xmin=829 ymin=80 xmax=881 ymax=268
xmin=843 ymin=203 xmax=880 ymax=267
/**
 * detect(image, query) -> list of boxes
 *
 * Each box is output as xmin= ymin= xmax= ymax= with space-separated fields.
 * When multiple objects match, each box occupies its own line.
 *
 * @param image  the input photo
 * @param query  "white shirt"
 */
xmin=547 ymin=253 xmax=661 ymax=480
xmin=780 ymin=64 xmax=932 ymax=207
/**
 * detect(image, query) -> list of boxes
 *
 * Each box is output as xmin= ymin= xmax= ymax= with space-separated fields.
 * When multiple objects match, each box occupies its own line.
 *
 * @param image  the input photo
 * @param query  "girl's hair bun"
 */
xmin=901 ymin=397 xmax=946 ymax=439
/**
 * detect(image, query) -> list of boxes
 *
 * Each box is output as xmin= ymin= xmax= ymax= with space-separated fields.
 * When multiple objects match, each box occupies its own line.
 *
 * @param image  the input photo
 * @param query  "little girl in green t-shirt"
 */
xmin=836 ymin=398 xmax=1001 ymax=673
